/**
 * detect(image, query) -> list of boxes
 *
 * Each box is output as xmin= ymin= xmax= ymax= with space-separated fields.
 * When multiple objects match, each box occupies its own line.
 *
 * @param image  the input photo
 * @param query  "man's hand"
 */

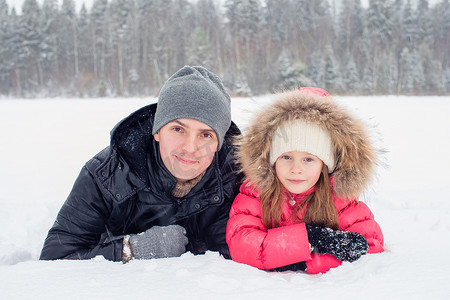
xmin=129 ymin=225 xmax=189 ymax=260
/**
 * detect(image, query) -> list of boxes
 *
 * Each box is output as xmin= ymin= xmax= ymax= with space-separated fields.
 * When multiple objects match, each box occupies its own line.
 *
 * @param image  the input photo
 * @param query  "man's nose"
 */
xmin=182 ymin=135 xmax=198 ymax=153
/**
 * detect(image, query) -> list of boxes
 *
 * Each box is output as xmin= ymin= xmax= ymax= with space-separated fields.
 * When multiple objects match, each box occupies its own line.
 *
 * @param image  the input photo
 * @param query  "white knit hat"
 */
xmin=270 ymin=120 xmax=335 ymax=172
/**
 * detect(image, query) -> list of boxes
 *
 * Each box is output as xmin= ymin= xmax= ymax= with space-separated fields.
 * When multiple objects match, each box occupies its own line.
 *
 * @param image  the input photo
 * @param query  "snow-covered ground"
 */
xmin=1 ymin=95 xmax=449 ymax=299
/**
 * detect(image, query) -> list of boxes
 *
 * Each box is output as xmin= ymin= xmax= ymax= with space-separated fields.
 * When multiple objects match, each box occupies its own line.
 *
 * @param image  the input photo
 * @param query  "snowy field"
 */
xmin=1 ymin=95 xmax=450 ymax=299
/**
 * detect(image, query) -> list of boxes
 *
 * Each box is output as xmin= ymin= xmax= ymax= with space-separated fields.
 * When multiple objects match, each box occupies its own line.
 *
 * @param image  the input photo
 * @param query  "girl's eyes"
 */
xmin=280 ymin=155 xmax=315 ymax=162
xmin=172 ymin=127 xmax=184 ymax=133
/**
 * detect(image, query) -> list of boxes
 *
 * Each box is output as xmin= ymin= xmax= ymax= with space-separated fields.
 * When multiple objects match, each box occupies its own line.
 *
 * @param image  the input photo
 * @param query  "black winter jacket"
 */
xmin=40 ymin=103 xmax=242 ymax=261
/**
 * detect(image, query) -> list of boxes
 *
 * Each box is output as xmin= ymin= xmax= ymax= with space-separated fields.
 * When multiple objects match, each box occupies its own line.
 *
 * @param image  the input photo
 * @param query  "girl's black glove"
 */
xmin=305 ymin=223 xmax=369 ymax=262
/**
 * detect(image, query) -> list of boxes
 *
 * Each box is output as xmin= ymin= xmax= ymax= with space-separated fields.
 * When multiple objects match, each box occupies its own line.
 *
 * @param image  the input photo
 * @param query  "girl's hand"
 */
xmin=305 ymin=223 xmax=368 ymax=262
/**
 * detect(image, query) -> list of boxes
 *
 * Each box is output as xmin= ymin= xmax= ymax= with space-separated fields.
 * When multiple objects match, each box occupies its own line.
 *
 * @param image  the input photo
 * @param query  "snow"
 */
xmin=1 ymin=95 xmax=450 ymax=299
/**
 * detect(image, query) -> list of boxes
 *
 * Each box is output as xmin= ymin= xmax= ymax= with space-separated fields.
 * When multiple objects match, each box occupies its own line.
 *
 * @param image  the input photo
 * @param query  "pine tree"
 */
xmin=367 ymin=0 xmax=393 ymax=49
xmin=56 ymin=0 xmax=75 ymax=82
xmin=324 ymin=46 xmax=343 ymax=93
xmin=277 ymin=50 xmax=313 ymax=90
xmin=307 ymin=51 xmax=324 ymax=87
xmin=20 ymin=0 xmax=45 ymax=92
xmin=264 ymin=0 xmax=292 ymax=44
xmin=425 ymin=58 xmax=445 ymax=94
xmin=193 ymin=0 xmax=222 ymax=70
xmin=416 ymin=0 xmax=432 ymax=45
xmin=402 ymin=0 xmax=416 ymax=48
xmin=343 ymin=58 xmax=360 ymax=93
xmin=387 ymin=52 xmax=399 ymax=94
xmin=110 ymin=0 xmax=132 ymax=95
xmin=77 ymin=4 xmax=93 ymax=91
xmin=0 ymin=0 xmax=449 ymax=97
xmin=224 ymin=0 xmax=262 ymax=90
xmin=90 ymin=0 xmax=109 ymax=80
xmin=337 ymin=0 xmax=365 ymax=60
xmin=399 ymin=47 xmax=414 ymax=94
xmin=5 ymin=8 xmax=24 ymax=95
xmin=361 ymin=65 xmax=374 ymax=95
xmin=0 ymin=0 xmax=11 ymax=93
xmin=432 ymin=0 xmax=450 ymax=71
xmin=444 ymin=68 xmax=450 ymax=93
xmin=40 ymin=0 xmax=59 ymax=92
xmin=187 ymin=27 xmax=213 ymax=68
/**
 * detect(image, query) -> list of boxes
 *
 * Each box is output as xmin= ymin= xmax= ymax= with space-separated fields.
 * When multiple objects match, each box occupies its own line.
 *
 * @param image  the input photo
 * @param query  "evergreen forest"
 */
xmin=0 ymin=0 xmax=449 ymax=97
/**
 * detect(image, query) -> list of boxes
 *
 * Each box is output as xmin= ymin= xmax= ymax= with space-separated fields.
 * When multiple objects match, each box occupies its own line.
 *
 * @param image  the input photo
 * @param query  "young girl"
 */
xmin=226 ymin=87 xmax=384 ymax=274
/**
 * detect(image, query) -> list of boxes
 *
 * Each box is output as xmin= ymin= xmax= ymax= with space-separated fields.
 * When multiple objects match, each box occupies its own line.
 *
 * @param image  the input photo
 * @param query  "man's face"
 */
xmin=154 ymin=119 xmax=218 ymax=183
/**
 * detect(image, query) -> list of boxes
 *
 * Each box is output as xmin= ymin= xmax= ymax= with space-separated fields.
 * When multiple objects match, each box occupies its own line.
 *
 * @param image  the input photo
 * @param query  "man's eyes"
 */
xmin=201 ymin=133 xmax=214 ymax=139
xmin=172 ymin=127 xmax=183 ymax=132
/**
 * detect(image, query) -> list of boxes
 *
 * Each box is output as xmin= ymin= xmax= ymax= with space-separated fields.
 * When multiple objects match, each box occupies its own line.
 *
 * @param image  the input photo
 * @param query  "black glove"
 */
xmin=305 ymin=223 xmax=368 ymax=262
xmin=129 ymin=225 xmax=189 ymax=259
xmin=266 ymin=261 xmax=307 ymax=272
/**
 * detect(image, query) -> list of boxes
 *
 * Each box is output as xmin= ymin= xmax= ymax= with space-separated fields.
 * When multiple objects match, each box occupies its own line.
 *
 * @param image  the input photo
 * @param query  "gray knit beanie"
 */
xmin=152 ymin=66 xmax=231 ymax=150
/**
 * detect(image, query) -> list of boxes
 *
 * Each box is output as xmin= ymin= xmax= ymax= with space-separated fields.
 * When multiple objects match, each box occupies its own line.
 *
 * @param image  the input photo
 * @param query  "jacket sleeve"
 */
xmin=39 ymin=166 xmax=123 ymax=261
xmin=305 ymin=200 xmax=384 ymax=274
xmin=226 ymin=188 xmax=311 ymax=270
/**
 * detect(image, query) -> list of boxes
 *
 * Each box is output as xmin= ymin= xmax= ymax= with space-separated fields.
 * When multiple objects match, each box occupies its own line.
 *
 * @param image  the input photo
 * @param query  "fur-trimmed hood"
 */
xmin=236 ymin=89 xmax=377 ymax=199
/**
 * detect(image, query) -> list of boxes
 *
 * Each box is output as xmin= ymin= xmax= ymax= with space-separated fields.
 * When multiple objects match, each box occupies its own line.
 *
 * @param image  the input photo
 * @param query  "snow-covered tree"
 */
xmin=367 ymin=0 xmax=393 ymax=49
xmin=337 ymin=0 xmax=365 ymax=60
xmin=187 ymin=27 xmax=213 ymax=68
xmin=192 ymin=0 xmax=222 ymax=70
xmin=40 ymin=0 xmax=59 ymax=90
xmin=402 ymin=0 xmax=416 ymax=48
xmin=277 ymin=51 xmax=313 ymax=90
xmin=415 ymin=0 xmax=432 ymax=46
xmin=424 ymin=58 xmax=445 ymax=94
xmin=20 ymin=0 xmax=45 ymax=92
xmin=343 ymin=58 xmax=360 ymax=93
xmin=307 ymin=51 xmax=324 ymax=87
xmin=110 ymin=0 xmax=132 ymax=95
xmin=399 ymin=47 xmax=414 ymax=93
xmin=90 ymin=0 xmax=109 ymax=79
xmin=0 ymin=0 xmax=13 ymax=93
xmin=324 ymin=46 xmax=343 ymax=93
xmin=362 ymin=69 xmax=374 ymax=95
xmin=0 ymin=0 xmax=448 ymax=96
xmin=264 ymin=0 xmax=292 ymax=44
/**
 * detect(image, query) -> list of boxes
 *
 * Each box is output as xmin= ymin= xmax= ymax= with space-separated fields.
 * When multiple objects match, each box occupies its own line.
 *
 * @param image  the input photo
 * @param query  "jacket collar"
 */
xmin=106 ymin=102 xmax=241 ymax=204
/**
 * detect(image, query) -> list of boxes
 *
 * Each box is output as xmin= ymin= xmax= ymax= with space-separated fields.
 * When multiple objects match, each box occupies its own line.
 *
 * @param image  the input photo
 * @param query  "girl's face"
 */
xmin=275 ymin=151 xmax=323 ymax=194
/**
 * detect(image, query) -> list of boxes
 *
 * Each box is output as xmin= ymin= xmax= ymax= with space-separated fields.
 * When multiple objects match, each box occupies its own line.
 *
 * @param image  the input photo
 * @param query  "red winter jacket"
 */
xmin=226 ymin=181 xmax=384 ymax=274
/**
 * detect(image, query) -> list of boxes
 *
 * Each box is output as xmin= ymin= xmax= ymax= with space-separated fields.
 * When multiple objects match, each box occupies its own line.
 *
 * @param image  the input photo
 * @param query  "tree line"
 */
xmin=0 ymin=0 xmax=449 ymax=97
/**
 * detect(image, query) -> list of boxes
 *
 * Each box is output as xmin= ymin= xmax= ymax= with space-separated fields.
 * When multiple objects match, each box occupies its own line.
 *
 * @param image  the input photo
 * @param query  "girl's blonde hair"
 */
xmin=260 ymin=164 xmax=339 ymax=230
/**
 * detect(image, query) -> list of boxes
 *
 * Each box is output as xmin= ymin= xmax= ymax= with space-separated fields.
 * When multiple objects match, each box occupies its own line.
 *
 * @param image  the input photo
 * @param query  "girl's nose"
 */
xmin=290 ymin=162 xmax=303 ymax=174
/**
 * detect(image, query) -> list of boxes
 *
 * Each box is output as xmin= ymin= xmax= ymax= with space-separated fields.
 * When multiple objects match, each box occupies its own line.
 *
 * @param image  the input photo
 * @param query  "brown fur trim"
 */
xmin=236 ymin=90 xmax=378 ymax=199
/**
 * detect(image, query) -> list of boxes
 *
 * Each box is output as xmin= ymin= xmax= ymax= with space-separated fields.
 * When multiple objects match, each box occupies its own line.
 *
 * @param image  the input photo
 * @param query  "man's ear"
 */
xmin=154 ymin=132 xmax=160 ymax=142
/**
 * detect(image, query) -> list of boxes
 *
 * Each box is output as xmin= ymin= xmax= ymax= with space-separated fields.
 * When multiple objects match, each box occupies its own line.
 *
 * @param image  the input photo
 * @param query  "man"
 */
xmin=40 ymin=66 xmax=242 ymax=262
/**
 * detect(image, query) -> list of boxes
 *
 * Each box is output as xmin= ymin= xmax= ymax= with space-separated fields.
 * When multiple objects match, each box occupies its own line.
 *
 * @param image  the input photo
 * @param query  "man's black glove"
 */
xmin=305 ymin=223 xmax=368 ymax=262
xmin=129 ymin=225 xmax=189 ymax=259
